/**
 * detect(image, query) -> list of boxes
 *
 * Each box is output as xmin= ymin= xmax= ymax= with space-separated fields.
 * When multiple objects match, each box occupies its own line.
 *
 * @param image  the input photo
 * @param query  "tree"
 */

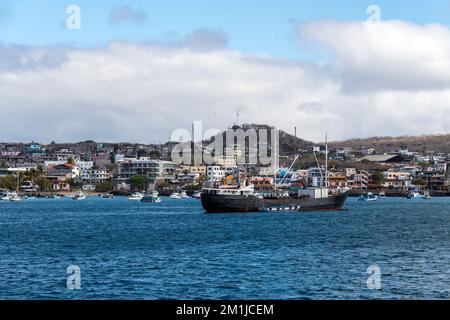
xmin=36 ymin=177 xmax=52 ymax=192
xmin=412 ymin=178 xmax=427 ymax=186
xmin=130 ymin=175 xmax=149 ymax=191
xmin=149 ymin=150 xmax=161 ymax=159
xmin=371 ymin=172 xmax=385 ymax=185
xmin=0 ymin=175 xmax=17 ymax=190
xmin=96 ymin=181 xmax=113 ymax=192
xmin=67 ymin=156 xmax=76 ymax=166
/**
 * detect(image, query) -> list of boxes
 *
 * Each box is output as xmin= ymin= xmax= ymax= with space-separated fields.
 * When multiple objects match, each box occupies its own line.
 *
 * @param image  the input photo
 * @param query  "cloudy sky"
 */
xmin=1 ymin=0 xmax=450 ymax=143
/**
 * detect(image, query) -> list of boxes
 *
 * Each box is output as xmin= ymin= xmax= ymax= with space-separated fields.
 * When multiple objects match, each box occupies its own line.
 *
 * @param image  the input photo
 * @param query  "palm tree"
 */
xmin=67 ymin=156 xmax=76 ymax=166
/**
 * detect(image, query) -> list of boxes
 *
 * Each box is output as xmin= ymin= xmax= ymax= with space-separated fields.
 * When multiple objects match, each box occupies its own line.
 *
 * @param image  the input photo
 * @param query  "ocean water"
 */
xmin=1 ymin=196 xmax=450 ymax=300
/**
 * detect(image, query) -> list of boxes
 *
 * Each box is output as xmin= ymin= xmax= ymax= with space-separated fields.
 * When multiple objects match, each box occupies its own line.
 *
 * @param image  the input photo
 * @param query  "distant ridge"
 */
xmin=328 ymin=134 xmax=450 ymax=153
xmin=2 ymin=126 xmax=450 ymax=154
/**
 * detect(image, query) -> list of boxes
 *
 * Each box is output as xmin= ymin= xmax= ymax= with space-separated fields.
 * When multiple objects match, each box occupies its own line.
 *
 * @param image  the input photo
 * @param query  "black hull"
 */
xmin=201 ymin=192 xmax=348 ymax=213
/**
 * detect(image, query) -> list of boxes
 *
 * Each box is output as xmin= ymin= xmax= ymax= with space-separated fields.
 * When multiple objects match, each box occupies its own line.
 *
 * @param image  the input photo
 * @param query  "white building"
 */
xmin=207 ymin=166 xmax=226 ymax=182
xmin=80 ymin=169 xmax=111 ymax=184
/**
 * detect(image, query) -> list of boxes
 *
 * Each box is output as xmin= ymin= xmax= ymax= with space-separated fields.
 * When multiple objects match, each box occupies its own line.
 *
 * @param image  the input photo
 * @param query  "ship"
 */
xmin=201 ymin=185 xmax=349 ymax=213
xmin=200 ymin=132 xmax=349 ymax=213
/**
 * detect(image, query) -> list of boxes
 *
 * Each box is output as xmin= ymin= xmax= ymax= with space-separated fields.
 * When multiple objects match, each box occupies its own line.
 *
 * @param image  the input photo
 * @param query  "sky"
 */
xmin=1 ymin=0 xmax=450 ymax=143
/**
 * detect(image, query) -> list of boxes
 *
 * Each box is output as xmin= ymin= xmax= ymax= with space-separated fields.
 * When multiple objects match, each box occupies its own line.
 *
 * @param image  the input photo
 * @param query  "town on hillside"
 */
xmin=1 ymin=124 xmax=449 ymax=197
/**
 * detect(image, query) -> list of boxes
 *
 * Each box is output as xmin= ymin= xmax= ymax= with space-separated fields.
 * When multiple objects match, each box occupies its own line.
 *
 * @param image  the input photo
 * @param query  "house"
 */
xmin=336 ymin=147 xmax=352 ymax=157
xmin=328 ymin=172 xmax=348 ymax=188
xmin=250 ymin=177 xmax=274 ymax=192
xmin=360 ymin=147 xmax=376 ymax=156
xmin=46 ymin=164 xmax=79 ymax=180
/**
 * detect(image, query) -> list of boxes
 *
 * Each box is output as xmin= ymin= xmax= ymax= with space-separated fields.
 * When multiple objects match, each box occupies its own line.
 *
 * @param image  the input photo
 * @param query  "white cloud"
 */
xmin=109 ymin=5 xmax=147 ymax=26
xmin=300 ymin=20 xmax=450 ymax=92
xmin=1 ymin=20 xmax=450 ymax=143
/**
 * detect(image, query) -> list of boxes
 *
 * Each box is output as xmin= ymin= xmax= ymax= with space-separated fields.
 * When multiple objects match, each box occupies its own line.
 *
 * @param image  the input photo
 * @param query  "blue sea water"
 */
xmin=1 ymin=196 xmax=450 ymax=300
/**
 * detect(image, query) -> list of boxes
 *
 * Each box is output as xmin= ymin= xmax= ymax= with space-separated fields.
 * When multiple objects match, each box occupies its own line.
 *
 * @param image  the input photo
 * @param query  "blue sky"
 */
xmin=2 ymin=1 xmax=450 ymax=143
xmin=2 ymin=0 xmax=450 ymax=59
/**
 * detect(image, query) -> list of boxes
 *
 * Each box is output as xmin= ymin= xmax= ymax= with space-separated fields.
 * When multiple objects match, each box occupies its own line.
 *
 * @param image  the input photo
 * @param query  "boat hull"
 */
xmin=201 ymin=192 xmax=348 ymax=213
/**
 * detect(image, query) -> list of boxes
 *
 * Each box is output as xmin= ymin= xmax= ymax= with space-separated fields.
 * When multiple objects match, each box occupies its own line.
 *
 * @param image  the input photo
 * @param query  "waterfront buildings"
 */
xmin=114 ymin=158 xmax=176 ymax=190
xmin=1 ymin=127 xmax=450 ymax=194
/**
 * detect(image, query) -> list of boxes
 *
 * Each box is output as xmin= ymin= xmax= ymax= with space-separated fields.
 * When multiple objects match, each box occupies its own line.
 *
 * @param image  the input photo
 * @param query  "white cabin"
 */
xmin=298 ymin=187 xmax=329 ymax=199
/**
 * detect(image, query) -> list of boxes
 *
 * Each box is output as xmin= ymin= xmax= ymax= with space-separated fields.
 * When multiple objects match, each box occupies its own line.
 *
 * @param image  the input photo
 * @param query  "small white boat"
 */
xmin=127 ymin=192 xmax=144 ymax=201
xmin=359 ymin=192 xmax=378 ymax=202
xmin=72 ymin=192 xmax=87 ymax=200
xmin=141 ymin=194 xmax=162 ymax=203
xmin=9 ymin=195 xmax=23 ymax=202
xmin=378 ymin=192 xmax=387 ymax=199
xmin=1 ymin=192 xmax=16 ymax=201
xmin=192 ymin=191 xmax=202 ymax=199
xmin=407 ymin=191 xmax=425 ymax=199
xmin=180 ymin=191 xmax=190 ymax=198
xmin=423 ymin=191 xmax=432 ymax=200
xmin=170 ymin=193 xmax=182 ymax=199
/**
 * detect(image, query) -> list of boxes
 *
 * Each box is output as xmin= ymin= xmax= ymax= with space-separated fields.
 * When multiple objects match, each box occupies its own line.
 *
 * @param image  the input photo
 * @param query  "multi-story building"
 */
xmin=347 ymin=170 xmax=369 ymax=190
xmin=115 ymin=158 xmax=176 ymax=189
xmin=177 ymin=165 xmax=207 ymax=175
xmin=55 ymin=149 xmax=80 ymax=162
xmin=250 ymin=177 xmax=274 ymax=193
xmin=382 ymin=171 xmax=412 ymax=188
xmin=46 ymin=164 xmax=79 ymax=191
xmin=328 ymin=172 xmax=348 ymax=188
xmin=80 ymin=169 xmax=111 ymax=184
xmin=206 ymin=165 xmax=226 ymax=182
xmin=216 ymin=155 xmax=237 ymax=168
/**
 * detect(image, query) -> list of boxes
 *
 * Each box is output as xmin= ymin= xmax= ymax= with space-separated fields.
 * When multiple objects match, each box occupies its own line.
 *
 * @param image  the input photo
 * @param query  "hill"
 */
xmin=328 ymin=134 xmax=450 ymax=154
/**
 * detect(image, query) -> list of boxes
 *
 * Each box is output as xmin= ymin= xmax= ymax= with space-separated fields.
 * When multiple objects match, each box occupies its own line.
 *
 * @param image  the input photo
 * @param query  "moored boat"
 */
xmin=359 ymin=192 xmax=378 ymax=202
xmin=1 ymin=192 xmax=17 ymax=201
xmin=72 ymin=192 xmax=87 ymax=200
xmin=9 ymin=194 xmax=23 ymax=202
xmin=101 ymin=193 xmax=114 ymax=199
xmin=141 ymin=191 xmax=161 ymax=203
xmin=201 ymin=133 xmax=349 ymax=213
xmin=180 ymin=191 xmax=190 ymax=198
xmin=192 ymin=191 xmax=202 ymax=199
xmin=201 ymin=185 xmax=349 ymax=213
xmin=127 ymin=192 xmax=144 ymax=201
xmin=407 ymin=190 xmax=425 ymax=199
xmin=141 ymin=195 xmax=162 ymax=203
xmin=170 ymin=193 xmax=182 ymax=199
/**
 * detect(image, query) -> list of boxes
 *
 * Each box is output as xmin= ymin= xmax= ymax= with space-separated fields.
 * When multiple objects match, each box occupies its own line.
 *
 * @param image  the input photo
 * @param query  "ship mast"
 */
xmin=273 ymin=129 xmax=278 ymax=191
xmin=325 ymin=133 xmax=328 ymax=188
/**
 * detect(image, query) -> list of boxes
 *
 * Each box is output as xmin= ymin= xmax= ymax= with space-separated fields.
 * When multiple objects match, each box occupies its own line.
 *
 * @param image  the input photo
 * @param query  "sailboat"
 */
xmin=9 ymin=174 xmax=22 ymax=202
